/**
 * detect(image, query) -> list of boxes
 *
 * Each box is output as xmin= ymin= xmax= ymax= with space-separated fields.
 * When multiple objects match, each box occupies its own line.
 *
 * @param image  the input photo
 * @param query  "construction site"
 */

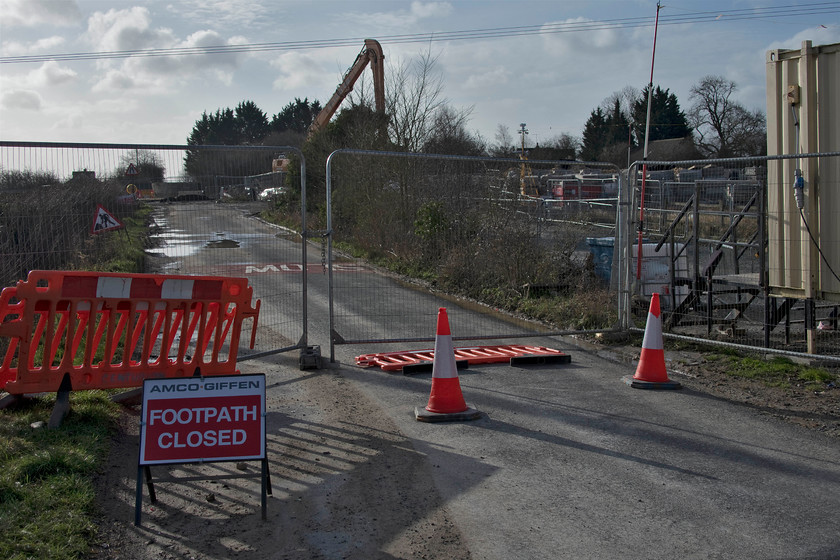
xmin=0 ymin=25 xmax=839 ymax=560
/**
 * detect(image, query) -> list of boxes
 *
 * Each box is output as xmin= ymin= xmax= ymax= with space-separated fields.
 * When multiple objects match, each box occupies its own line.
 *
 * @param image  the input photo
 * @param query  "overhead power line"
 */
xmin=2 ymin=2 xmax=838 ymax=65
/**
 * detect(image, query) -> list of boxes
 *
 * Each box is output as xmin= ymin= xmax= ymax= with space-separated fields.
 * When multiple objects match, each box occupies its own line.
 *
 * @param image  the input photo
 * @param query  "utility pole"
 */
xmin=519 ymin=123 xmax=528 ymax=157
xmin=519 ymin=123 xmax=530 ymax=196
xmin=636 ymin=1 xmax=662 ymax=280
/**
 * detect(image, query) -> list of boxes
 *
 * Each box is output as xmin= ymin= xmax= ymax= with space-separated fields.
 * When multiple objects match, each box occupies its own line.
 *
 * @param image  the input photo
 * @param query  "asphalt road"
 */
xmin=135 ymin=201 xmax=840 ymax=559
xmin=336 ymin=342 xmax=840 ymax=559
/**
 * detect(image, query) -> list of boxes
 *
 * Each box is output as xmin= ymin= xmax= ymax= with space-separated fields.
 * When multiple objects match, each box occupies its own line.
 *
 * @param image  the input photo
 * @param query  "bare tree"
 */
xmin=491 ymin=124 xmax=515 ymax=157
xmin=119 ymin=150 xmax=165 ymax=182
xmin=385 ymin=47 xmax=450 ymax=152
xmin=600 ymin=86 xmax=639 ymax=122
xmin=689 ymin=75 xmax=766 ymax=158
xmin=547 ymin=133 xmax=580 ymax=159
xmin=423 ymin=105 xmax=484 ymax=155
xmin=347 ymin=44 xmax=477 ymax=154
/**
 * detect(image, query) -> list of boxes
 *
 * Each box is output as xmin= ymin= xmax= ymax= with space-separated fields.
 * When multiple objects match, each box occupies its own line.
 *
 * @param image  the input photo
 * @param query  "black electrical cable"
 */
xmin=1 ymin=2 xmax=838 ymax=65
xmin=789 ymin=96 xmax=840 ymax=288
xmin=798 ymin=207 xmax=840 ymax=284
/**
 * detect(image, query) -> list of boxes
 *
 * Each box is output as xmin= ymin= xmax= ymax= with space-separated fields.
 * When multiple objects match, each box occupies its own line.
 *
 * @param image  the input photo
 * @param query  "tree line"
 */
xmin=184 ymin=49 xmax=767 ymax=178
xmin=569 ymin=77 xmax=766 ymax=166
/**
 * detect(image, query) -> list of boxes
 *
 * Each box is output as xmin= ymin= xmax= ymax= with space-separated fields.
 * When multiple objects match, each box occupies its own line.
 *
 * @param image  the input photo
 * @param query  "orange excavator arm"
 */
xmin=308 ymin=39 xmax=385 ymax=136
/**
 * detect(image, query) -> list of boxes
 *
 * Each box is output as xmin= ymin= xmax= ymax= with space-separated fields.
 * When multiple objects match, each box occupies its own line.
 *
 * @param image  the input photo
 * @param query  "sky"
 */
xmin=1 ymin=0 xmax=839 ymax=149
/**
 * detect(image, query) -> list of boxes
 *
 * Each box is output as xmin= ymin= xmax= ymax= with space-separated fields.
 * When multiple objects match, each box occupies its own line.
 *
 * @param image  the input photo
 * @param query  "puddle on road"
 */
xmin=146 ymin=211 xmax=279 ymax=258
xmin=155 ymin=232 xmax=203 ymax=239
xmin=149 ymin=244 xmax=202 ymax=258
xmin=146 ymin=236 xmax=241 ymax=256
xmin=206 ymin=239 xmax=240 ymax=248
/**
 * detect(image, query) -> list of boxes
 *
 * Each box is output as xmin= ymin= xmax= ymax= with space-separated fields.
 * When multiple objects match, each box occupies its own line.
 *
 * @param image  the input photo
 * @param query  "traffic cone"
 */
xmin=415 ymin=308 xmax=481 ymax=422
xmin=623 ymin=293 xmax=681 ymax=390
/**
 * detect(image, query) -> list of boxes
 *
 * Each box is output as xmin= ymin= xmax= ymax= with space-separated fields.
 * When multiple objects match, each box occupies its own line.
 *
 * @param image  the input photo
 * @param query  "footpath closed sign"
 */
xmin=139 ymin=374 xmax=266 ymax=465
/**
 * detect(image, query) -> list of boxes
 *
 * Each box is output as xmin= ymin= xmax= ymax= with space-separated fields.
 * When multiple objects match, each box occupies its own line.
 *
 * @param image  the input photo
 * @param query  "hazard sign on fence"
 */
xmin=91 ymin=204 xmax=124 ymax=234
xmin=139 ymin=374 xmax=266 ymax=465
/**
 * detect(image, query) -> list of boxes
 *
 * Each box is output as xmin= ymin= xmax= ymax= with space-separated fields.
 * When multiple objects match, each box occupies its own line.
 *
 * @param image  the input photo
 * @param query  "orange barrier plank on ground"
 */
xmin=0 ymin=270 xmax=260 ymax=394
xmin=356 ymin=345 xmax=570 ymax=372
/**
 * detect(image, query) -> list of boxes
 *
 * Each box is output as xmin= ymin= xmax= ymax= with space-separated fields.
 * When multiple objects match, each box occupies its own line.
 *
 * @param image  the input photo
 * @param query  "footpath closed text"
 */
xmin=142 ymin=395 xmax=262 ymax=462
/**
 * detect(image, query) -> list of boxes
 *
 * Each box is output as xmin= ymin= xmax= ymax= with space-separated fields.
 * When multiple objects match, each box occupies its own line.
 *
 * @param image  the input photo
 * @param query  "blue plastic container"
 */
xmin=586 ymin=237 xmax=615 ymax=284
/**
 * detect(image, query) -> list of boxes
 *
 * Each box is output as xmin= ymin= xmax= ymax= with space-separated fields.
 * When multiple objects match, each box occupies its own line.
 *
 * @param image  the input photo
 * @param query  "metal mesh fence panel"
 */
xmin=326 ymin=150 xmax=621 ymax=353
xmin=627 ymin=153 xmax=840 ymax=358
xmin=0 ymin=142 xmax=306 ymax=359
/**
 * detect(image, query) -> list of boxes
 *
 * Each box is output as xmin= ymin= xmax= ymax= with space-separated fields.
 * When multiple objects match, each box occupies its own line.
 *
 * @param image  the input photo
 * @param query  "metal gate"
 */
xmin=325 ymin=149 xmax=622 ymax=361
xmin=622 ymin=152 xmax=840 ymax=359
xmin=0 ymin=141 xmax=309 ymax=361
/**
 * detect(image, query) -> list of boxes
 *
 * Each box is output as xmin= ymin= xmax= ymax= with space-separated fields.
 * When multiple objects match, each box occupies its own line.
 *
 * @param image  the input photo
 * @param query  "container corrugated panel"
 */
xmin=765 ymin=41 xmax=840 ymax=300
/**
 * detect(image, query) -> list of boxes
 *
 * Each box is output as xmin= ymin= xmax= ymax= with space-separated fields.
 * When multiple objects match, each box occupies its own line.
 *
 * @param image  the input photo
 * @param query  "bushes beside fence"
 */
xmin=0 ymin=171 xmax=151 ymax=287
xmin=323 ymin=153 xmax=617 ymax=330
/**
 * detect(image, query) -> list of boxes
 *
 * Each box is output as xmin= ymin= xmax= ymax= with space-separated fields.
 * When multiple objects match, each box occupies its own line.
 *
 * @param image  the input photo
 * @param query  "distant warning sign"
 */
xmin=125 ymin=163 xmax=139 ymax=176
xmin=139 ymin=374 xmax=266 ymax=465
xmin=91 ymin=204 xmax=124 ymax=234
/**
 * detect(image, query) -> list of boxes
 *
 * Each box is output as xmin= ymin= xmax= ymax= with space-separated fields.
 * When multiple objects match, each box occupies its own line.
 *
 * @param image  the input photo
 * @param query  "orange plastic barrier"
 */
xmin=356 ymin=344 xmax=571 ymax=372
xmin=0 ymin=270 xmax=260 ymax=394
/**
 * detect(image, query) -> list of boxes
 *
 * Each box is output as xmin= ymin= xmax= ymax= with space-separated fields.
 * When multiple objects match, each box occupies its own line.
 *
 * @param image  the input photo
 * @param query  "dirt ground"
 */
xmin=673 ymin=352 xmax=840 ymax=438
xmin=87 ymin=341 xmax=839 ymax=560
xmin=590 ymin=336 xmax=840 ymax=438
xmin=88 ymin=362 xmax=470 ymax=560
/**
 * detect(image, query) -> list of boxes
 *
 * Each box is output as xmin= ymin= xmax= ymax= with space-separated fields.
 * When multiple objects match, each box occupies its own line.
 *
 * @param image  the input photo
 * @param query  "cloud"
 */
xmin=271 ymin=51 xmax=335 ymax=91
xmin=30 ymin=61 xmax=78 ymax=86
xmin=410 ymin=1 xmax=454 ymax=19
xmin=166 ymin=0 xmax=274 ymax=30
xmin=540 ymin=18 xmax=623 ymax=56
xmin=340 ymin=1 xmax=453 ymax=30
xmin=91 ymin=69 xmax=136 ymax=92
xmin=0 ymin=0 xmax=82 ymax=27
xmin=84 ymin=8 xmax=248 ymax=91
xmin=0 ymin=61 xmax=77 ymax=90
xmin=40 ymin=95 xmax=144 ymax=142
xmin=463 ymin=66 xmax=510 ymax=90
xmin=85 ymin=7 xmax=172 ymax=53
xmin=1 ymin=90 xmax=42 ymax=111
xmin=765 ymin=25 xmax=840 ymax=52
xmin=1 ymin=36 xmax=66 ymax=57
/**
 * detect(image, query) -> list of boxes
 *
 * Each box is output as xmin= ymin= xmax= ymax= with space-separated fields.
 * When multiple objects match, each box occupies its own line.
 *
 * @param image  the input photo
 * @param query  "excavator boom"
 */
xmin=308 ymin=39 xmax=385 ymax=136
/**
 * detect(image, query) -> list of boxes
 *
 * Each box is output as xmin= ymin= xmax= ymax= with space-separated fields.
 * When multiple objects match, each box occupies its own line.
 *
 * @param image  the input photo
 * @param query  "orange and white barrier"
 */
xmin=0 ymin=270 xmax=260 ymax=395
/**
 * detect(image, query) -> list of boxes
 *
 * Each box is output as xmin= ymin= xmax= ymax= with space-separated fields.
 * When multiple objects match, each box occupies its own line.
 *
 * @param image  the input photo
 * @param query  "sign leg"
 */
xmin=145 ymin=465 xmax=157 ymax=503
xmin=264 ymin=457 xmax=272 ymax=495
xmin=260 ymin=459 xmax=271 ymax=521
xmin=134 ymin=466 xmax=143 ymax=527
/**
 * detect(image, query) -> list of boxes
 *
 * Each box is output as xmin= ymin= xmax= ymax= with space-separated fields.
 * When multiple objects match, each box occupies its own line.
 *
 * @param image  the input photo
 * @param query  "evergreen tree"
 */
xmin=579 ymin=108 xmax=608 ymax=161
xmin=271 ymin=98 xmax=323 ymax=134
xmin=606 ymin=98 xmax=631 ymax=146
xmin=235 ymin=100 xmax=270 ymax=145
xmin=631 ymin=85 xmax=691 ymax=144
xmin=187 ymin=108 xmax=237 ymax=146
xmin=185 ymin=101 xmax=272 ymax=178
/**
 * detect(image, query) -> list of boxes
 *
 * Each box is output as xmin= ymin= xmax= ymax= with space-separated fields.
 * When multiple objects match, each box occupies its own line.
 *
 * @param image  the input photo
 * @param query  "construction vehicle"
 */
xmin=307 ymin=39 xmax=385 ymax=137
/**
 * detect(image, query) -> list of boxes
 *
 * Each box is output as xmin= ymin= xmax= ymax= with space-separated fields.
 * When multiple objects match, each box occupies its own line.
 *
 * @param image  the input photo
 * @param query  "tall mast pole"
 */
xmin=636 ymin=1 xmax=662 ymax=280
xmin=519 ymin=123 xmax=529 ymax=196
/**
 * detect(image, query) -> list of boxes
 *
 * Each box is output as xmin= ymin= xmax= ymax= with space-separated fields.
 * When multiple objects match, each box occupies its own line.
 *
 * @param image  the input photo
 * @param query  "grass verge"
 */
xmin=1 ymin=202 xmax=153 ymax=559
xmin=705 ymin=351 xmax=838 ymax=391
xmin=0 ymin=392 xmax=120 ymax=560
xmin=595 ymin=333 xmax=839 ymax=392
